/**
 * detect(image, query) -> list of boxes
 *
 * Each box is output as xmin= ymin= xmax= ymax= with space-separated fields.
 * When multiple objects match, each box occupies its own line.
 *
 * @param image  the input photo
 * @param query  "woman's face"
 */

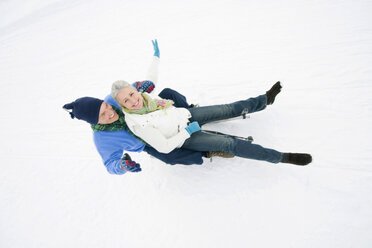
xmin=116 ymin=86 xmax=143 ymax=110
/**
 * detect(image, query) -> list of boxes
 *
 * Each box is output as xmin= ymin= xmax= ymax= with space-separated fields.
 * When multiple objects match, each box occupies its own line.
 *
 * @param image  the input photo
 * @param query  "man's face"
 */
xmin=116 ymin=86 xmax=143 ymax=110
xmin=98 ymin=102 xmax=119 ymax=124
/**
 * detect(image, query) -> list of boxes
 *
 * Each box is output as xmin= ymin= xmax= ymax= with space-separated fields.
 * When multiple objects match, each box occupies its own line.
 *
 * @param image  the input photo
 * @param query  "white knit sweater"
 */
xmin=124 ymin=106 xmax=192 ymax=153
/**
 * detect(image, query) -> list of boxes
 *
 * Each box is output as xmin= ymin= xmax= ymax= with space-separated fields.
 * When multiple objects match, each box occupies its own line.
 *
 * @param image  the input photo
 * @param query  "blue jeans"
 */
xmin=182 ymin=95 xmax=283 ymax=163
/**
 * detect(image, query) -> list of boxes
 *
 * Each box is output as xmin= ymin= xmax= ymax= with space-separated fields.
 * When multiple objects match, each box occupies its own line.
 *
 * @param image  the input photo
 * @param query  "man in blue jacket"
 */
xmin=63 ymin=40 xmax=228 ymax=175
xmin=63 ymin=85 xmax=207 ymax=175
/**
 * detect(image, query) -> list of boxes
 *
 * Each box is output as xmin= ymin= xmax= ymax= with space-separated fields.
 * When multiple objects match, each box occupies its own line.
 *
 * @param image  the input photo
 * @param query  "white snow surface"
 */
xmin=1 ymin=0 xmax=372 ymax=247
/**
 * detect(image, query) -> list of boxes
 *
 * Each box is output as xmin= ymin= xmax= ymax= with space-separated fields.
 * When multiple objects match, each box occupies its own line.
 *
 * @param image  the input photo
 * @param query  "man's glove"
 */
xmin=152 ymin=39 xmax=160 ymax=58
xmin=120 ymin=153 xmax=141 ymax=172
xmin=185 ymin=121 xmax=201 ymax=135
xmin=132 ymin=81 xmax=155 ymax=93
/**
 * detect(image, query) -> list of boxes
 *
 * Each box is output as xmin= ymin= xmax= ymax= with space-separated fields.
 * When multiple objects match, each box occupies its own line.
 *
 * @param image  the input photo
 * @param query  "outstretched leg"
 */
xmin=188 ymin=82 xmax=282 ymax=125
xmin=188 ymin=94 xmax=267 ymax=125
xmin=181 ymin=131 xmax=312 ymax=165
xmin=181 ymin=131 xmax=283 ymax=163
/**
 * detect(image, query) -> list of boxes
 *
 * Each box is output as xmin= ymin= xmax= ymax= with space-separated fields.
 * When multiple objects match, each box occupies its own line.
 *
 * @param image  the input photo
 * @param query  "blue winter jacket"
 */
xmin=93 ymin=94 xmax=146 ymax=175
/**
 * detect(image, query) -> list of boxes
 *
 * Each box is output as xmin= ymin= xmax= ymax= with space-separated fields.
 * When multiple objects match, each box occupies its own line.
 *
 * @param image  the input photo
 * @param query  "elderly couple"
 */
xmin=63 ymin=40 xmax=312 ymax=175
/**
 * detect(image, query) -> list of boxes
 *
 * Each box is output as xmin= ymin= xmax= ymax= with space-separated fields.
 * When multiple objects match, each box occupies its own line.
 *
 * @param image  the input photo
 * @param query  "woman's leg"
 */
xmin=188 ymin=94 xmax=267 ymax=125
xmin=181 ymin=131 xmax=282 ymax=163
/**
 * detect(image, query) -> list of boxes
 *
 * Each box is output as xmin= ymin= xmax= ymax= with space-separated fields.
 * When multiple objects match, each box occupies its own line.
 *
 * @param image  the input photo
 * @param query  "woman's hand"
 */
xmin=152 ymin=39 xmax=160 ymax=58
xmin=185 ymin=121 xmax=201 ymax=135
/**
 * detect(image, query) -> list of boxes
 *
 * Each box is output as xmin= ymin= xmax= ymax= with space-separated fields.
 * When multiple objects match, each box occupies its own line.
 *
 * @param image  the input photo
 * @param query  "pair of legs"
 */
xmin=158 ymin=86 xmax=311 ymax=165
xmin=181 ymin=94 xmax=283 ymax=163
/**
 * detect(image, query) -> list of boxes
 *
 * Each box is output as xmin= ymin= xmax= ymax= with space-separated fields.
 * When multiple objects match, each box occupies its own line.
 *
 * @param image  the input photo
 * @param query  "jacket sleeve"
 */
xmin=145 ymin=56 xmax=160 ymax=85
xmin=103 ymin=150 xmax=127 ymax=175
xmin=93 ymin=133 xmax=127 ymax=175
xmin=133 ymin=125 xmax=190 ymax=154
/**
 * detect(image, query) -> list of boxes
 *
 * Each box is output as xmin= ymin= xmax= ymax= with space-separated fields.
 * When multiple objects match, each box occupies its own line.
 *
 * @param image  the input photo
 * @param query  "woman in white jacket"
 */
xmin=111 ymin=78 xmax=312 ymax=166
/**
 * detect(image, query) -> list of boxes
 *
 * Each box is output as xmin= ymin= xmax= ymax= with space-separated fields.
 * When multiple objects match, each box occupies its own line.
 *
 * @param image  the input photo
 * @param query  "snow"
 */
xmin=1 ymin=0 xmax=371 ymax=247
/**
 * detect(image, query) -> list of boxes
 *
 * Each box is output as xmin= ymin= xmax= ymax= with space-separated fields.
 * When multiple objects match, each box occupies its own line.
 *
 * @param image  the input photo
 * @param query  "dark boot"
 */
xmin=281 ymin=153 xmax=312 ymax=166
xmin=266 ymin=81 xmax=282 ymax=105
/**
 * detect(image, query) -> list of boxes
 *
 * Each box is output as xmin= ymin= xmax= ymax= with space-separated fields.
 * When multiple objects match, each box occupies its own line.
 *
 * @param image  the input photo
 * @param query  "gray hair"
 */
xmin=111 ymin=80 xmax=134 ymax=101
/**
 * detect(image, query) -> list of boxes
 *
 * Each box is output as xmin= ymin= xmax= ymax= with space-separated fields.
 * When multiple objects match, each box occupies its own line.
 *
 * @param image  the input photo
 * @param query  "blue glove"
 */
xmin=120 ymin=153 xmax=141 ymax=172
xmin=152 ymin=39 xmax=160 ymax=58
xmin=185 ymin=121 xmax=201 ymax=135
xmin=132 ymin=81 xmax=155 ymax=93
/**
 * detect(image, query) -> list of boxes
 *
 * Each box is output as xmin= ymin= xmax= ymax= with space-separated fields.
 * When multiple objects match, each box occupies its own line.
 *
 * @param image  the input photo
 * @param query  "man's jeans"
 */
xmin=158 ymin=88 xmax=192 ymax=108
xmin=182 ymin=95 xmax=283 ymax=163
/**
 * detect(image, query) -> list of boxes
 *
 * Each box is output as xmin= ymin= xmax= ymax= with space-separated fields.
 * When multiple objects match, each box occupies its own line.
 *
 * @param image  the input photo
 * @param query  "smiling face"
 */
xmin=116 ymin=86 xmax=144 ymax=110
xmin=97 ymin=102 xmax=119 ymax=124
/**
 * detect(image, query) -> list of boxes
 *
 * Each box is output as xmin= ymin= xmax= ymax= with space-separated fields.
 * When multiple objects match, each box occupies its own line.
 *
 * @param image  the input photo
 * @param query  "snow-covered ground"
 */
xmin=1 ymin=0 xmax=371 ymax=247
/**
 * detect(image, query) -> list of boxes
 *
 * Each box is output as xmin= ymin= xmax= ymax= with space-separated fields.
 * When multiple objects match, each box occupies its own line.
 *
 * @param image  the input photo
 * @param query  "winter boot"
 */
xmin=206 ymin=151 xmax=235 ymax=161
xmin=281 ymin=153 xmax=312 ymax=166
xmin=266 ymin=81 xmax=282 ymax=105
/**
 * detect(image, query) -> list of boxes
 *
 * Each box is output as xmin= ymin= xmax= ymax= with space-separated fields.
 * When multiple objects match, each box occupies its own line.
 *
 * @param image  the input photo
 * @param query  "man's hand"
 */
xmin=152 ymin=39 xmax=160 ymax=58
xmin=120 ymin=153 xmax=141 ymax=172
xmin=132 ymin=81 xmax=155 ymax=93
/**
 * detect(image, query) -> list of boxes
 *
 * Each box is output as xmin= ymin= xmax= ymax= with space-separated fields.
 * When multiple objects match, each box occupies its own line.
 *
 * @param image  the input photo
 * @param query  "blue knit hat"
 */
xmin=63 ymin=97 xmax=104 ymax=124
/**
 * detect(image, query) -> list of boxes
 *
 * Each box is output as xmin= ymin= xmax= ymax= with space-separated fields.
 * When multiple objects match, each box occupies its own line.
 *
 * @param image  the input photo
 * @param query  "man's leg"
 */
xmin=188 ymin=94 xmax=267 ymax=125
xmin=158 ymin=88 xmax=191 ymax=108
xmin=143 ymin=145 xmax=204 ymax=165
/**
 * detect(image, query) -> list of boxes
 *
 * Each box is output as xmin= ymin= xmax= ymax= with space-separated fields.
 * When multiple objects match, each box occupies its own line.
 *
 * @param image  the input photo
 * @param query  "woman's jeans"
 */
xmin=182 ymin=94 xmax=283 ymax=163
